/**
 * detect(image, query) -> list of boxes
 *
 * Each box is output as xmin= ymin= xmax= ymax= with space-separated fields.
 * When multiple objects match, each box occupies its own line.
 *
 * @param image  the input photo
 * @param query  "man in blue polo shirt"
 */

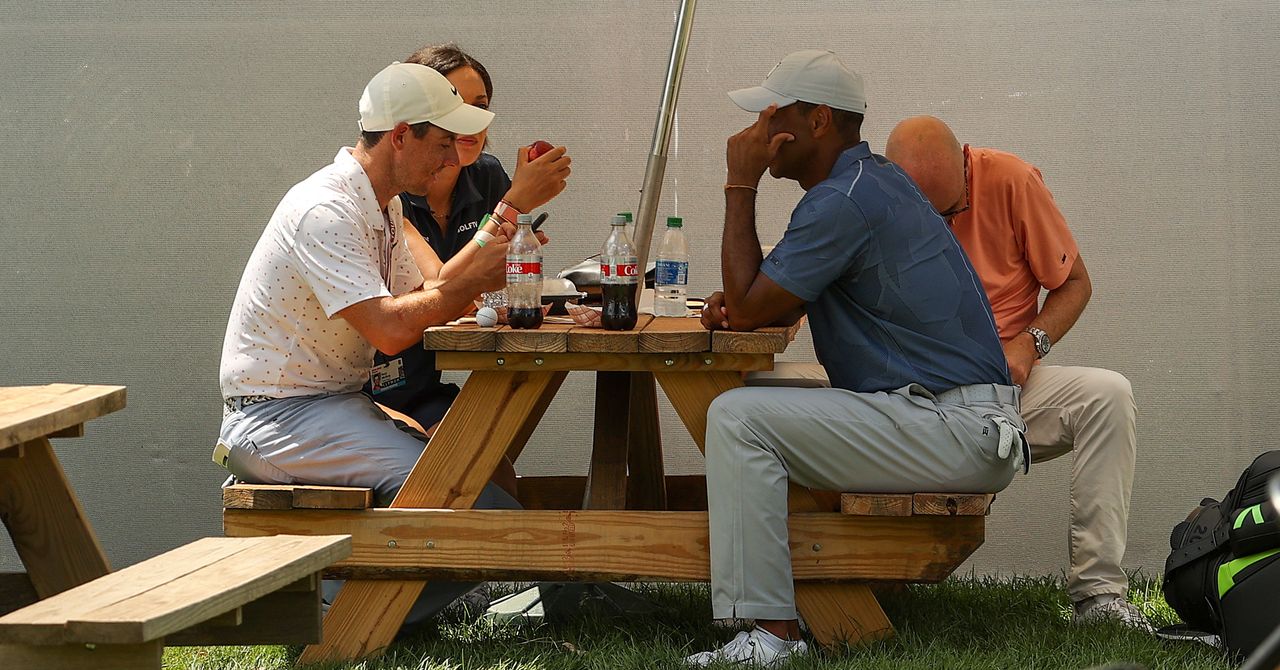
xmin=687 ymin=50 xmax=1027 ymax=667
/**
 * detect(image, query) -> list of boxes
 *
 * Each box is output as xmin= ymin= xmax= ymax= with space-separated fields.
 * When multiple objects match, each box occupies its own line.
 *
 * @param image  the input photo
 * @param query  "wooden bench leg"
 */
xmin=584 ymin=371 xmax=631 ymax=509
xmin=299 ymin=370 xmax=562 ymax=664
xmin=0 ymin=438 xmax=111 ymax=597
xmin=625 ymin=372 xmax=667 ymax=510
xmin=786 ymin=483 xmax=893 ymax=646
xmin=654 ymin=371 xmax=744 ymax=454
xmin=0 ymin=640 xmax=163 ymax=670
xmin=795 ymin=583 xmax=894 ymax=647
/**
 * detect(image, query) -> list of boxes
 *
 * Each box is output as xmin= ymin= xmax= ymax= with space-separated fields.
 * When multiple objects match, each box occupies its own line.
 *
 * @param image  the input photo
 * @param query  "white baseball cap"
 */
xmin=358 ymin=62 xmax=494 ymax=134
xmin=728 ymin=49 xmax=867 ymax=114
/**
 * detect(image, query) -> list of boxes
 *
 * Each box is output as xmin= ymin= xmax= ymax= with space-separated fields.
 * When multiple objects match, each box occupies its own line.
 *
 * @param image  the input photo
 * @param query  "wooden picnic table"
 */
xmin=0 ymin=384 xmax=127 ymax=615
xmin=223 ymin=317 xmax=988 ymax=663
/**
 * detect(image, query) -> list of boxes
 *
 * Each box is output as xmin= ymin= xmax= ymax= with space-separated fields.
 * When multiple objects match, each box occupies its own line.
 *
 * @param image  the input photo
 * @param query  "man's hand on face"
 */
xmin=1003 ymin=335 xmax=1038 ymax=386
xmin=700 ymin=291 xmax=730 ymax=331
xmin=726 ymin=104 xmax=795 ymax=186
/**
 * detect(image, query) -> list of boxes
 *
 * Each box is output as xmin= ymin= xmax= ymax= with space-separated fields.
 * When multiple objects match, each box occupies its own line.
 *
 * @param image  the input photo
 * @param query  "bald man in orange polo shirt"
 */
xmin=884 ymin=116 xmax=1147 ymax=631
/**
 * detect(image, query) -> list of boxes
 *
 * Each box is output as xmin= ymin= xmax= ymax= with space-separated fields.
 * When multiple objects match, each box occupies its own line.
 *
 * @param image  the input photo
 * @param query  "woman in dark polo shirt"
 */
xmin=366 ymin=44 xmax=569 ymax=439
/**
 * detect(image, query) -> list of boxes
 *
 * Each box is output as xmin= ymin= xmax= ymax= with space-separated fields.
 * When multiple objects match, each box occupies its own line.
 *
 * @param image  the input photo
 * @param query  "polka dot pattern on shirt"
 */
xmin=219 ymin=149 xmax=424 ymax=398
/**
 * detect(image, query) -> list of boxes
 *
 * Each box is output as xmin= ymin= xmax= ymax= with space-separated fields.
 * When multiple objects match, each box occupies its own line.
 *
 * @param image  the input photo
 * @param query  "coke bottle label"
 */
xmin=506 ymin=261 xmax=542 ymax=276
xmin=602 ymin=261 xmax=639 ymax=282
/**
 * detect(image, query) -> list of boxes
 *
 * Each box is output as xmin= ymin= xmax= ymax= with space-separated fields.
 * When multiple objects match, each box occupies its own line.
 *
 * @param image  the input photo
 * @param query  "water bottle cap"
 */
xmin=611 ymin=214 xmax=628 ymax=226
xmin=616 ymin=211 xmax=634 ymax=223
xmin=666 ymin=216 xmax=683 ymax=228
xmin=516 ymin=213 xmax=533 ymax=224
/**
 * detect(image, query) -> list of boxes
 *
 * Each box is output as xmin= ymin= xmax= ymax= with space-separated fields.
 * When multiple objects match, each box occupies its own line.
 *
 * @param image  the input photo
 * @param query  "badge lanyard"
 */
xmin=380 ymin=206 xmax=398 ymax=285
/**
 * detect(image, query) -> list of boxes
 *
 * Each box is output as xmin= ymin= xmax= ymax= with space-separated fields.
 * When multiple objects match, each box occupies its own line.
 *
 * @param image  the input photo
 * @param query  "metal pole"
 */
xmin=634 ymin=0 xmax=697 ymax=303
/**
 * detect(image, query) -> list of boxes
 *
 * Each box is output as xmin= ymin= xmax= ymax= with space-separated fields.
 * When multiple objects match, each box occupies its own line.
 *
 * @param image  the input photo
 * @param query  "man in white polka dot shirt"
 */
xmin=218 ymin=62 xmax=520 ymax=626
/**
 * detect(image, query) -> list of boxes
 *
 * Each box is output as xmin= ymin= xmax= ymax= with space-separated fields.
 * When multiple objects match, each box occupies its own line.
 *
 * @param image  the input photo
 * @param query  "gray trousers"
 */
xmin=219 ymin=392 xmax=519 ymax=628
xmin=705 ymin=383 xmax=1023 ymax=620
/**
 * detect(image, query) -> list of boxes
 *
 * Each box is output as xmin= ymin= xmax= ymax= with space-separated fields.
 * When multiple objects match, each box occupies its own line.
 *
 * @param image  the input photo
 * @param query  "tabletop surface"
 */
xmin=424 ymin=315 xmax=803 ymax=355
xmin=0 ymin=383 xmax=126 ymax=449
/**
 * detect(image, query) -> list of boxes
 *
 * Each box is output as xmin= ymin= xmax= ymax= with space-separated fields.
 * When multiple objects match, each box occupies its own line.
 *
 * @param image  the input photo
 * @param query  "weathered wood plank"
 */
xmin=222 ymin=484 xmax=374 ymax=511
xmin=794 ymin=584 xmax=894 ymax=646
xmin=912 ymin=493 xmax=993 ymax=516
xmin=567 ymin=315 xmax=653 ymax=353
xmin=0 ymin=538 xmax=253 ymax=645
xmin=0 ymin=438 xmax=111 ymax=599
xmin=435 ymin=351 xmax=773 ymax=372
xmin=224 ymin=509 xmax=985 ymax=584
xmin=712 ymin=328 xmax=783 ymax=354
xmin=711 ymin=318 xmax=805 ymax=354
xmin=63 ymin=535 xmax=349 ymax=645
xmin=221 ymin=486 xmax=292 ymax=510
xmin=503 ymin=372 xmax=568 ymax=464
xmin=496 ymin=324 xmax=573 ymax=353
xmin=584 ymin=372 xmax=630 ymax=510
xmin=841 ymin=494 xmax=914 ymax=516
xmin=292 ymin=486 xmax=374 ymax=510
xmin=624 ymin=373 xmax=666 ymax=510
xmin=0 ymin=384 xmax=126 ymax=449
xmin=638 ymin=317 xmax=710 ymax=353
xmin=422 ymin=324 xmax=497 ymax=352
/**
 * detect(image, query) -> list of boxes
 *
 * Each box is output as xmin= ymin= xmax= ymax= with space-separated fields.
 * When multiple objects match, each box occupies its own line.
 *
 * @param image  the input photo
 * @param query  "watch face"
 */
xmin=1035 ymin=332 xmax=1050 ymax=355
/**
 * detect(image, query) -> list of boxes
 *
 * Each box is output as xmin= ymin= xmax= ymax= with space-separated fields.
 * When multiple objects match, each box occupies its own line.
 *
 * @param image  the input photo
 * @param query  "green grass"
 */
xmin=163 ymin=576 xmax=1236 ymax=670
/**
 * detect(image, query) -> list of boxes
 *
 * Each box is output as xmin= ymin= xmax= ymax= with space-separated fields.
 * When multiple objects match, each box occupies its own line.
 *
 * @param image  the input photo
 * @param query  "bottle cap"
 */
xmin=517 ymin=213 xmax=533 ymax=224
xmin=611 ymin=214 xmax=628 ymax=226
xmin=666 ymin=216 xmax=683 ymax=228
xmin=616 ymin=211 xmax=634 ymax=223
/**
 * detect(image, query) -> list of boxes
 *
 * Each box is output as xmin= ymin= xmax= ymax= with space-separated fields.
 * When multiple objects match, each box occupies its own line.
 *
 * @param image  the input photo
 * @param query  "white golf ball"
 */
xmin=476 ymin=307 xmax=498 ymax=328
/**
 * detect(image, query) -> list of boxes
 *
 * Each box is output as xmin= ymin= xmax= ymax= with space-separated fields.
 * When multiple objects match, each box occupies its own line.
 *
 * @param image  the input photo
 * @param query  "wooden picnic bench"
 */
xmin=221 ymin=317 xmax=996 ymax=661
xmin=225 ymin=482 xmax=989 ymax=645
xmin=0 ymin=384 xmax=126 ymax=614
xmin=0 ymin=534 xmax=350 ymax=669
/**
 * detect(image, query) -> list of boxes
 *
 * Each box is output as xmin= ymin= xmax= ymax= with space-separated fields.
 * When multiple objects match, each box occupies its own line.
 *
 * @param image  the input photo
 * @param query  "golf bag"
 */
xmin=1163 ymin=450 xmax=1280 ymax=657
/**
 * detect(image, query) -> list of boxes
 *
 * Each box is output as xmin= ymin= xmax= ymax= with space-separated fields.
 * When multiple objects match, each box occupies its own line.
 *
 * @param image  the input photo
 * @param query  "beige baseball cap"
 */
xmin=358 ymin=62 xmax=494 ymax=134
xmin=728 ymin=49 xmax=867 ymax=114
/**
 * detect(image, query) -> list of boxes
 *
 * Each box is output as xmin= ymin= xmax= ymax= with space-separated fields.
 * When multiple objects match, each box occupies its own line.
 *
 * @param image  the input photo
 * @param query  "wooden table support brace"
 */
xmin=299 ymin=370 xmax=562 ymax=664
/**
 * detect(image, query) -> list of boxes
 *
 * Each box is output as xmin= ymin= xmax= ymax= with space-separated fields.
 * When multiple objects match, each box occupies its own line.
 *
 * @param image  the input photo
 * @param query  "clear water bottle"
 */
xmin=654 ymin=216 xmax=689 ymax=317
xmin=505 ymin=213 xmax=543 ymax=329
xmin=601 ymin=214 xmax=638 ymax=331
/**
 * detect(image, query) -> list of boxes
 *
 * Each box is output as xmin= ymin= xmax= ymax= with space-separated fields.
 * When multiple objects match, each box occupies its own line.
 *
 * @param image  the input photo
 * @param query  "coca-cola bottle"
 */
xmin=505 ymin=213 xmax=543 ymax=329
xmin=600 ymin=214 xmax=638 ymax=331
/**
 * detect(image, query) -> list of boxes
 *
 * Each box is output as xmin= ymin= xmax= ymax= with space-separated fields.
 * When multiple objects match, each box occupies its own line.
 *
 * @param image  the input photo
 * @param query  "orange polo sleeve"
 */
xmin=1012 ymin=164 xmax=1079 ymax=291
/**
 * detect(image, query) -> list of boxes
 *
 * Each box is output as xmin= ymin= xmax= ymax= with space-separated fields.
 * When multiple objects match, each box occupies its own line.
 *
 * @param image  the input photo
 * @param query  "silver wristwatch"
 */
xmin=1024 ymin=326 xmax=1051 ymax=359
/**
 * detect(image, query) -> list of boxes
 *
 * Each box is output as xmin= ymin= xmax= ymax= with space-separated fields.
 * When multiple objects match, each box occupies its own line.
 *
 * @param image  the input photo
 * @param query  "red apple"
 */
xmin=528 ymin=140 xmax=554 ymax=161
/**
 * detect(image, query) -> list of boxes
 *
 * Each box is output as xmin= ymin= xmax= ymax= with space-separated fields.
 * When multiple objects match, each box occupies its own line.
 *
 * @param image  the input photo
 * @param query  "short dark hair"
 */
xmin=795 ymin=102 xmax=864 ymax=143
xmin=405 ymin=43 xmax=494 ymax=101
xmin=359 ymin=121 xmax=433 ymax=149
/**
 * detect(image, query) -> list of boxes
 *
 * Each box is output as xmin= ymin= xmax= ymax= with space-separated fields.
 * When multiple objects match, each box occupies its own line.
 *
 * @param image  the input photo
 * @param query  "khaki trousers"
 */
xmin=749 ymin=363 xmax=1138 ymax=600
